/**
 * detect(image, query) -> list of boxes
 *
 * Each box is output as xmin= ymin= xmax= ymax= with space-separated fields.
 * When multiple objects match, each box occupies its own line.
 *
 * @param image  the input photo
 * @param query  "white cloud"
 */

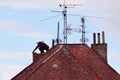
xmin=78 ymin=0 xmax=120 ymax=43
xmin=0 ymin=0 xmax=120 ymax=78
xmin=0 ymin=51 xmax=32 ymax=60
xmin=0 ymin=0 xmax=58 ymax=9
xmin=0 ymin=51 xmax=32 ymax=80
xmin=0 ymin=64 xmax=24 ymax=80
xmin=0 ymin=20 xmax=51 ymax=38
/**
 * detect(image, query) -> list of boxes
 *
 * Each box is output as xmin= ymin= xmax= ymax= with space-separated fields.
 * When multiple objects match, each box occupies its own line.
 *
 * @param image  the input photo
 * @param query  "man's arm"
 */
xmin=32 ymin=46 xmax=38 ymax=53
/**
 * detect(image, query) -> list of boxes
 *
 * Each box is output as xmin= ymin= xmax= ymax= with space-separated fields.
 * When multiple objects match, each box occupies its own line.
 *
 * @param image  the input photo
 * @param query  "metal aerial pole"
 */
xmin=62 ymin=6 xmax=67 ymax=44
xmin=59 ymin=0 xmax=82 ymax=44
xmin=57 ymin=22 xmax=60 ymax=44
xmin=81 ymin=17 xmax=85 ymax=44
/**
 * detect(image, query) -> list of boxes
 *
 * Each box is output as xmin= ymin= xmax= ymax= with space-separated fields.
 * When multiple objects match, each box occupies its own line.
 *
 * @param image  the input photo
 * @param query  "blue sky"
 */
xmin=0 ymin=0 xmax=120 ymax=80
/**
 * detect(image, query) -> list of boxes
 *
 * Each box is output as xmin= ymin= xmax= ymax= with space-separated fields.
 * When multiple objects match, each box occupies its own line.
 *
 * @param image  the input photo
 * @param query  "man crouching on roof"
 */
xmin=32 ymin=41 xmax=49 ymax=53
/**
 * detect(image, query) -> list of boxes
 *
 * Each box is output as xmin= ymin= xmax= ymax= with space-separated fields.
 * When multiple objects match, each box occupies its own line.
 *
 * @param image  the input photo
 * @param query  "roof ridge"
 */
xmin=42 ymin=45 xmax=63 ymax=63
xmin=24 ymin=45 xmax=64 ymax=80
xmin=12 ymin=44 xmax=120 ymax=80
xmin=66 ymin=45 xmax=102 ymax=80
xmin=77 ymin=44 xmax=120 ymax=79
xmin=11 ymin=44 xmax=63 ymax=80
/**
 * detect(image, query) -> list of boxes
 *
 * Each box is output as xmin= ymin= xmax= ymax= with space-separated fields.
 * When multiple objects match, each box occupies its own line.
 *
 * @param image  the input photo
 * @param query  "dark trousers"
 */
xmin=39 ymin=47 xmax=49 ymax=53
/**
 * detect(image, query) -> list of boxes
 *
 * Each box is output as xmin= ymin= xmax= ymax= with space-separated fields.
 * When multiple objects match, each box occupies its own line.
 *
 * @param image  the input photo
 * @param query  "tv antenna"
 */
xmin=66 ymin=24 xmax=81 ymax=34
xmin=68 ymin=14 xmax=105 ymax=44
xmin=52 ymin=0 xmax=82 ymax=44
xmin=81 ymin=17 xmax=86 ymax=44
xmin=80 ymin=16 xmax=105 ymax=44
xmin=66 ymin=18 xmax=89 ymax=44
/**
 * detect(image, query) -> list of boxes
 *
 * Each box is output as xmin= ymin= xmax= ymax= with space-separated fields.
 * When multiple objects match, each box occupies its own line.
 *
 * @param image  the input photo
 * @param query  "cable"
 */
xmin=68 ymin=14 xmax=105 ymax=19
xmin=40 ymin=15 xmax=61 ymax=22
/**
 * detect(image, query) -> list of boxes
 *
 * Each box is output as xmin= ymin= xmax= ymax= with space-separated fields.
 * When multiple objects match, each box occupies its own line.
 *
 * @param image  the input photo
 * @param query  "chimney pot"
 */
xmin=102 ymin=31 xmax=105 ymax=44
xmin=93 ymin=33 xmax=96 ymax=44
xmin=98 ymin=33 xmax=100 ymax=44
xmin=91 ymin=31 xmax=107 ymax=62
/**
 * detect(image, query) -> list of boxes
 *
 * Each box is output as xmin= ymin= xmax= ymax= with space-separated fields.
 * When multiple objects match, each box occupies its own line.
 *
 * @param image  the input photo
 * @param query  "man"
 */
xmin=32 ymin=41 xmax=49 ymax=53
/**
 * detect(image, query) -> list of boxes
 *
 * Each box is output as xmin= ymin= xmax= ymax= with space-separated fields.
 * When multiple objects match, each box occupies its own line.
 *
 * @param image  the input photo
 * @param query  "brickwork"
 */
xmin=27 ymin=45 xmax=96 ymax=80
xmin=68 ymin=44 xmax=120 ymax=80
xmin=91 ymin=32 xmax=107 ymax=62
xmin=11 ymin=44 xmax=120 ymax=80
xmin=11 ymin=45 xmax=62 ymax=80
xmin=91 ymin=43 xmax=107 ymax=62
xmin=33 ymin=52 xmax=45 ymax=62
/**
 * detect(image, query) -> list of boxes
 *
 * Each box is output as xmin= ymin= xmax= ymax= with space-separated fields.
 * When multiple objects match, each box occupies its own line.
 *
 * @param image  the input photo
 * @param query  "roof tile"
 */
xmin=11 ymin=44 xmax=120 ymax=80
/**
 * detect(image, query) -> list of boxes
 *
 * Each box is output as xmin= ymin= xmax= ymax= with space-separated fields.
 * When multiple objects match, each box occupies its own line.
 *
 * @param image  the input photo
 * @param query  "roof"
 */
xmin=11 ymin=44 xmax=120 ymax=80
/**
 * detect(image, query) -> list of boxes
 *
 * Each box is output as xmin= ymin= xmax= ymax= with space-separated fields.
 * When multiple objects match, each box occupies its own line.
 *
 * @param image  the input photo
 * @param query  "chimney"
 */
xmin=33 ymin=52 xmax=44 ymax=62
xmin=91 ymin=31 xmax=107 ymax=62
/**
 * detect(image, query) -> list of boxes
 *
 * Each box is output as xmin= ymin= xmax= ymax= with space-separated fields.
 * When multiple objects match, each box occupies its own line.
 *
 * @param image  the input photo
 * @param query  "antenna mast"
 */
xmin=59 ymin=1 xmax=82 ymax=44
xmin=59 ymin=1 xmax=67 ymax=44
xmin=57 ymin=22 xmax=60 ymax=44
xmin=81 ymin=17 xmax=86 ymax=44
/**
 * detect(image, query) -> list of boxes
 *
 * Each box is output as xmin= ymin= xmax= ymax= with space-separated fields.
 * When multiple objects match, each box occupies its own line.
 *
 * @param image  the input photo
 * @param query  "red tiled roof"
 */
xmin=11 ymin=44 xmax=120 ymax=80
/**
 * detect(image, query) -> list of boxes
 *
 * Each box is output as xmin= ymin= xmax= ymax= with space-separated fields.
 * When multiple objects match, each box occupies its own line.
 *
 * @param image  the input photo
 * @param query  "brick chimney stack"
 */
xmin=91 ymin=31 xmax=107 ymax=62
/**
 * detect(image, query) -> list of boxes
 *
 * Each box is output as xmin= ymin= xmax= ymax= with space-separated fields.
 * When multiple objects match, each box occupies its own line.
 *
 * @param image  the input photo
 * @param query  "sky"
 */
xmin=0 ymin=0 xmax=120 ymax=80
